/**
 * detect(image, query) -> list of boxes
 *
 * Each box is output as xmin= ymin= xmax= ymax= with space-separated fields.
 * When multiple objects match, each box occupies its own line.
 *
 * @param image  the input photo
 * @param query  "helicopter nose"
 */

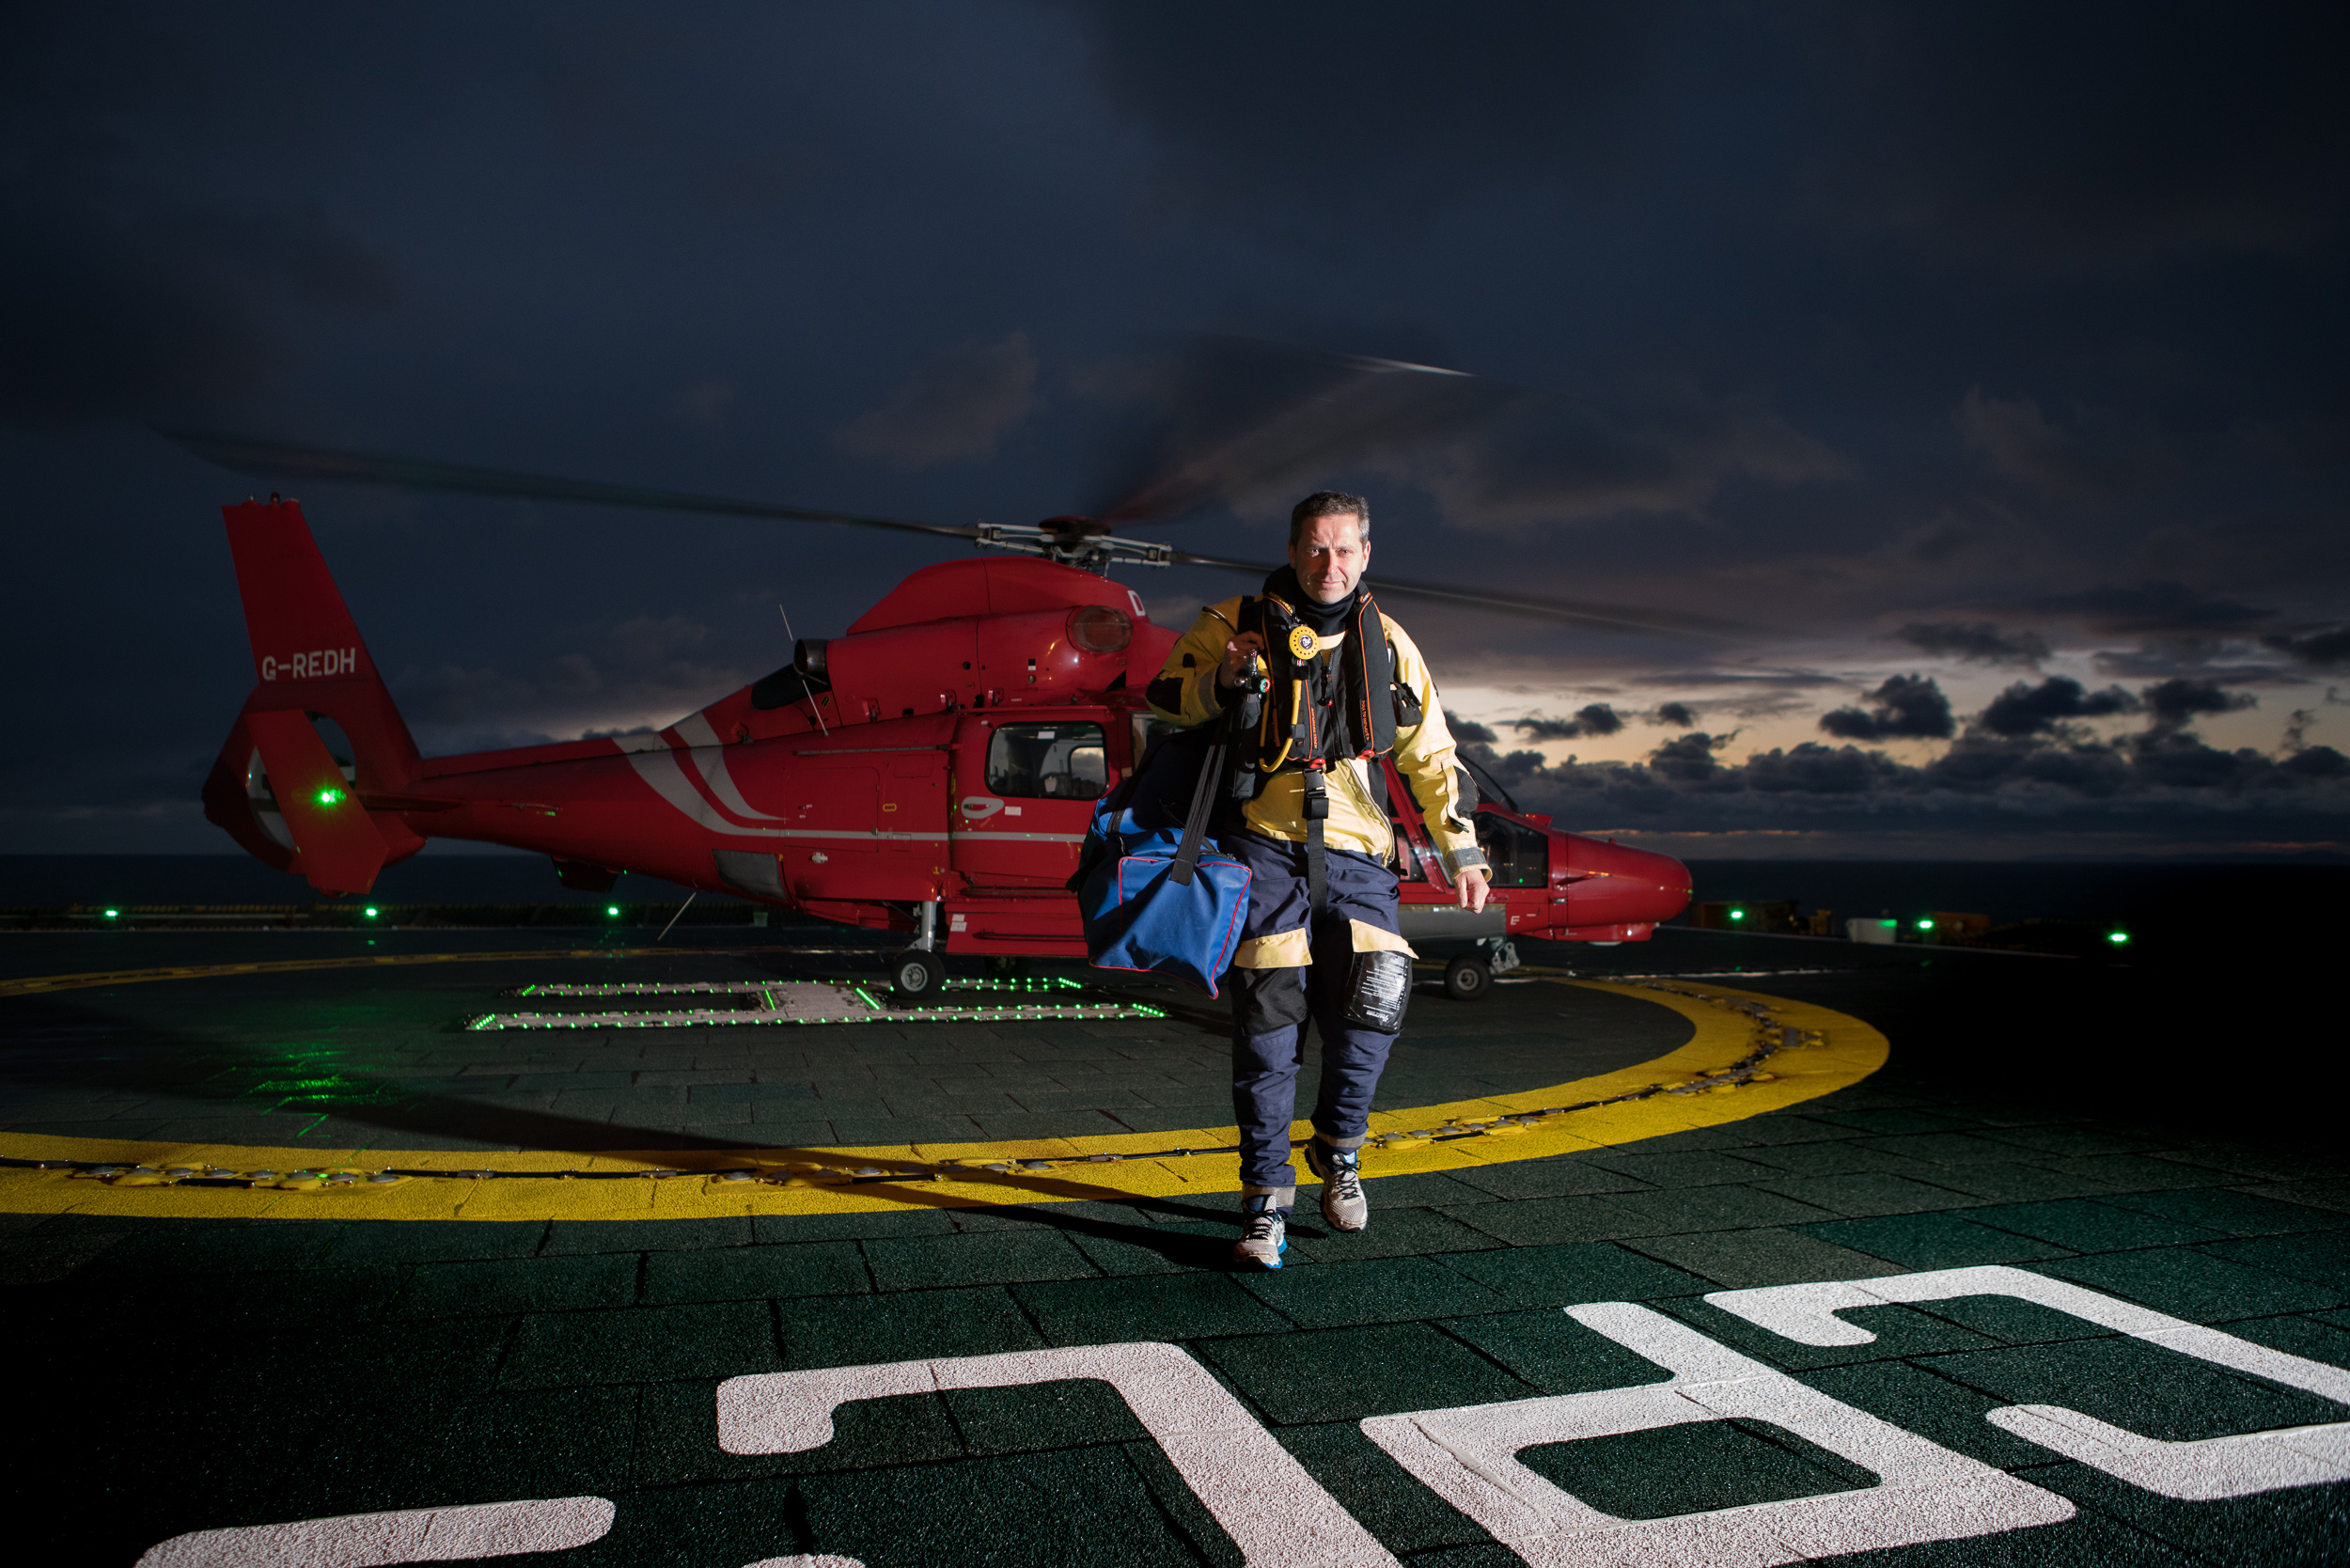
xmin=1562 ymin=836 xmax=1694 ymax=926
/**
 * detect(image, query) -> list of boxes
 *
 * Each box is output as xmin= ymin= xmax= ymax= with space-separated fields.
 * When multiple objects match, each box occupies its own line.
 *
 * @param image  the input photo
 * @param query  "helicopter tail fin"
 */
xmin=200 ymin=497 xmax=425 ymax=893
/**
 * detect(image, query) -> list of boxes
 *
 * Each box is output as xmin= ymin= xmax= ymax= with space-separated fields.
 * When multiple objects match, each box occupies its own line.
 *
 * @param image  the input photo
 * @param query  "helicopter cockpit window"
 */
xmin=1475 ymin=813 xmax=1549 ymax=889
xmin=987 ymin=723 xmax=1108 ymax=801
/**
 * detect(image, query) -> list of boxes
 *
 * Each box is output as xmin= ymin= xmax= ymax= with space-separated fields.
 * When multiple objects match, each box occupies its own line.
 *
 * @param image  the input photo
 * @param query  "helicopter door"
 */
xmin=876 ymin=749 xmax=950 ymax=902
xmin=1475 ymin=810 xmax=1553 ymax=939
xmin=951 ymin=714 xmax=1105 ymax=888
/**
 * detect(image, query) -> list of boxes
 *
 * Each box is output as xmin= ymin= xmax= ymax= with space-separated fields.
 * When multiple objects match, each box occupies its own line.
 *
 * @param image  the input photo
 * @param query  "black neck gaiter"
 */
xmin=1263 ymin=565 xmax=1360 ymax=635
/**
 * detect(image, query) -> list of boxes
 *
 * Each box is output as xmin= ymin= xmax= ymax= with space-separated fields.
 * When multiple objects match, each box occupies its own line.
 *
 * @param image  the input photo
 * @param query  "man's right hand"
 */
xmin=1219 ymin=631 xmax=1267 ymax=692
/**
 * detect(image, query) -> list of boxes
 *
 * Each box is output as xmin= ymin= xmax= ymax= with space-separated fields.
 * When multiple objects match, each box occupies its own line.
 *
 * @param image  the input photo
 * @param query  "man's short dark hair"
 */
xmin=1289 ymin=491 xmax=1371 ymax=547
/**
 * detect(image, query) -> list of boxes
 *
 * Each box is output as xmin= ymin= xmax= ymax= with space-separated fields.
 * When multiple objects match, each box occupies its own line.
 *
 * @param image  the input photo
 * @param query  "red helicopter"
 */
xmin=180 ymin=349 xmax=1699 ymax=998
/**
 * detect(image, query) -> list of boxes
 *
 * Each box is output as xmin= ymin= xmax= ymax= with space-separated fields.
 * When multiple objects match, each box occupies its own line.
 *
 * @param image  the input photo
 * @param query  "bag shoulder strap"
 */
xmin=1167 ymin=708 xmax=1236 ymax=886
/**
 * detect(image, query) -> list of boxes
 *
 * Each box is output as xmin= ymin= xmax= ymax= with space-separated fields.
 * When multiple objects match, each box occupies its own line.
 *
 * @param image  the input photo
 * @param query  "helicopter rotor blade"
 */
xmin=160 ymin=426 xmax=1745 ymax=638
xmin=157 ymin=428 xmax=984 ymax=544
xmin=1095 ymin=336 xmax=1523 ymax=527
xmin=1163 ymin=548 xmax=1747 ymax=639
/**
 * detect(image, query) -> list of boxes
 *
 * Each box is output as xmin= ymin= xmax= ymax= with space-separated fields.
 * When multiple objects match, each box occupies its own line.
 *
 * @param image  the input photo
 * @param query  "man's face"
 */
xmin=1290 ymin=512 xmax=1370 ymax=604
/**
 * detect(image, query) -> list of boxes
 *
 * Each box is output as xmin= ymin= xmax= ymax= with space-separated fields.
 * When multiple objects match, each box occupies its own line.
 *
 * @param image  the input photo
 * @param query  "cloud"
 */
xmin=1440 ymin=713 xmax=2350 ymax=847
xmin=1068 ymin=3 xmax=2347 ymax=270
xmin=1445 ymin=712 xmax=1499 ymax=745
xmin=836 ymin=332 xmax=1038 ymax=466
xmin=1977 ymin=676 xmax=2139 ymax=737
xmin=0 ymin=136 xmax=400 ymax=425
xmin=1055 ymin=3 xmax=1643 ymax=236
xmin=1085 ymin=335 xmax=1516 ymax=524
xmin=1636 ymin=669 xmax=1842 ymax=688
xmin=1622 ymin=672 xmax=1838 ymax=723
xmin=1954 ymin=389 xmax=2170 ymax=501
xmin=2143 ymin=677 xmax=2257 ymax=729
xmin=1743 ymin=743 xmax=1914 ymax=796
xmin=1082 ymin=337 xmax=1851 ymax=533
xmin=1404 ymin=390 xmax=1852 ymax=532
xmin=1648 ymin=731 xmax=1733 ymax=784
xmin=2088 ymin=647 xmax=2284 ymax=682
xmin=390 ymin=614 xmax=744 ymax=745
xmin=1512 ymin=703 xmax=1622 ymax=742
xmin=2028 ymin=581 xmax=2272 ymax=636
xmin=1819 ymin=674 xmax=1955 ymax=741
xmin=2281 ymin=746 xmax=2350 ymax=779
xmin=1803 ymin=4 xmax=2350 ymax=266
xmin=1895 ymin=621 xmax=2050 ymax=666
xmin=672 ymin=377 xmax=739 ymax=425
xmin=2266 ymin=625 xmax=2350 ymax=667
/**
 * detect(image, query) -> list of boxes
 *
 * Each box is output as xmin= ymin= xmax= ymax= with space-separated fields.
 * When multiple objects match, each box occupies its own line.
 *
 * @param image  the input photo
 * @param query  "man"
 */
xmin=1147 ymin=491 xmax=1490 ymax=1268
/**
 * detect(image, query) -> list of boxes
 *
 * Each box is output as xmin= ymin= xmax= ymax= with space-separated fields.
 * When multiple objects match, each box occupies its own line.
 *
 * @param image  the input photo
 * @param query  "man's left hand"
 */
xmin=1456 ymin=868 xmax=1490 ymax=913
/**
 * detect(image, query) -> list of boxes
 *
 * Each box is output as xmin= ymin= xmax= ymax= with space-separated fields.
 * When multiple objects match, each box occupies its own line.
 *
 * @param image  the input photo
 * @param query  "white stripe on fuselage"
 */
xmin=620 ymin=742 xmax=1081 ymax=842
xmin=672 ymin=713 xmax=787 ymax=820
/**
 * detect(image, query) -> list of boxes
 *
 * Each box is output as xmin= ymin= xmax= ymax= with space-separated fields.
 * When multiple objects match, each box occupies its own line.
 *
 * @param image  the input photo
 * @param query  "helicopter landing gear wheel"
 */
xmin=890 ymin=949 xmax=947 ymax=1001
xmin=1443 ymin=953 xmax=1492 ymax=1002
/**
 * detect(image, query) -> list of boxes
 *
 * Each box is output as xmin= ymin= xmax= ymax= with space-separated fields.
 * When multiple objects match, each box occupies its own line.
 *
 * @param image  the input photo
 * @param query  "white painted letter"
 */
xmin=1708 ymin=1264 xmax=2350 ymax=1500
xmin=138 ymin=1497 xmax=615 ymax=1567
xmin=719 ymin=1342 xmax=1398 ymax=1567
xmin=1360 ymin=1302 xmax=2071 ymax=1567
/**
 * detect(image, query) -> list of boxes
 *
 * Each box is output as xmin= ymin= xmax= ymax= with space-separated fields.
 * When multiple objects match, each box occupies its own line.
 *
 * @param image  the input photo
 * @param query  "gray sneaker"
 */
xmin=1305 ymin=1141 xmax=1369 ymax=1232
xmin=1231 ymin=1194 xmax=1288 ymax=1269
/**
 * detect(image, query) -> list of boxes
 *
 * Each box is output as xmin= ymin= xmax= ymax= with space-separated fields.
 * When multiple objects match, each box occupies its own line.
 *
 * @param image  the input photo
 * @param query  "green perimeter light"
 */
xmin=364 ymin=906 xmax=379 ymax=918
xmin=2108 ymin=930 xmax=2131 ymax=945
xmin=1917 ymin=917 xmax=1935 ymax=931
xmin=315 ymin=786 xmax=346 ymax=807
xmin=1880 ymin=918 xmax=1897 ymax=929
xmin=103 ymin=908 xmax=119 ymax=919
xmin=606 ymin=905 xmax=621 ymax=917
xmin=1728 ymin=907 xmax=1744 ymax=920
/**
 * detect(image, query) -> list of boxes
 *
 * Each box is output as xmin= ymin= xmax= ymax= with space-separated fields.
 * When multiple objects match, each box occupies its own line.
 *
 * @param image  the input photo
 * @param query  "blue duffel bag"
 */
xmin=1072 ymin=721 xmax=1252 ymax=996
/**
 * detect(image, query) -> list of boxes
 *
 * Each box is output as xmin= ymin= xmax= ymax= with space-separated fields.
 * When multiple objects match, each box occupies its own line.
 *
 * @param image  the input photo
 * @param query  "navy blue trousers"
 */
xmin=1222 ymin=832 xmax=1407 ymax=1190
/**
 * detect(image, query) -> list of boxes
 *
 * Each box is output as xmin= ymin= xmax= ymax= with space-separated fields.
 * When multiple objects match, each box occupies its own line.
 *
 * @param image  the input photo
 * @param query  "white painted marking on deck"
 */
xmin=136 ymin=1497 xmax=615 ymax=1566
xmin=1360 ymin=1301 xmax=2072 ymax=1567
xmin=717 ymin=1341 xmax=1401 ymax=1567
xmin=128 ymin=1266 xmax=2350 ymax=1562
xmin=1706 ymin=1263 xmax=2350 ymax=1499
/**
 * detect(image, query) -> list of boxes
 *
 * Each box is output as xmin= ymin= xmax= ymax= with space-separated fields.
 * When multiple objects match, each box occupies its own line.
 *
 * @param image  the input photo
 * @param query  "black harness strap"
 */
xmin=1303 ymin=762 xmax=1329 ymax=915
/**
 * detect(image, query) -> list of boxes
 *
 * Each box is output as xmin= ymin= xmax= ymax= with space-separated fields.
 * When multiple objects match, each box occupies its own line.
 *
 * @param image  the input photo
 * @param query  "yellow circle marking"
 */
xmin=1287 ymin=625 xmax=1319 ymax=659
xmin=0 ymin=977 xmax=1885 ymax=1221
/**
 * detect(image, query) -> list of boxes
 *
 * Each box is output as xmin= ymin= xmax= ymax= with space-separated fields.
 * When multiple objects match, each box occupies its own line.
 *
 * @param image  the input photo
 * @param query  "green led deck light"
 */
xmin=2108 ymin=930 xmax=2131 ymax=945
xmin=103 ymin=908 xmax=119 ymax=919
xmin=315 ymin=786 xmax=346 ymax=807
xmin=606 ymin=904 xmax=621 ymax=917
xmin=1917 ymin=917 xmax=1935 ymax=932
xmin=1728 ymin=907 xmax=1744 ymax=921
xmin=364 ymin=906 xmax=379 ymax=918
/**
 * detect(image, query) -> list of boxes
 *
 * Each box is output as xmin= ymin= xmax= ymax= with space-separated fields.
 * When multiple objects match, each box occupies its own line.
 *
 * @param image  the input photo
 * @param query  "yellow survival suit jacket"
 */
xmin=1146 ymin=594 xmax=1490 ymax=881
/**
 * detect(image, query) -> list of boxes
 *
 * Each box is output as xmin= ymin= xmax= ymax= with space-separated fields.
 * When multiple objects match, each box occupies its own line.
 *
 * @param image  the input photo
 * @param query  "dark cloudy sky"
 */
xmin=5 ymin=2 xmax=2345 ymax=860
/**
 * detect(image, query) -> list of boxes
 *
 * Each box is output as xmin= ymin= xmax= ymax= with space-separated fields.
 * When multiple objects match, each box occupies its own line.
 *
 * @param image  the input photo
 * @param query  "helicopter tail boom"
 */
xmin=201 ymin=498 xmax=427 ymax=893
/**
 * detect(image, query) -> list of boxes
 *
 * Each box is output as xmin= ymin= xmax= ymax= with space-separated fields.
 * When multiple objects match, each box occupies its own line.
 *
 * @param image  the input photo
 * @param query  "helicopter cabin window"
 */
xmin=987 ymin=723 xmax=1108 ymax=800
xmin=1131 ymin=713 xmax=1182 ymax=768
xmin=1476 ymin=814 xmax=1549 ymax=889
